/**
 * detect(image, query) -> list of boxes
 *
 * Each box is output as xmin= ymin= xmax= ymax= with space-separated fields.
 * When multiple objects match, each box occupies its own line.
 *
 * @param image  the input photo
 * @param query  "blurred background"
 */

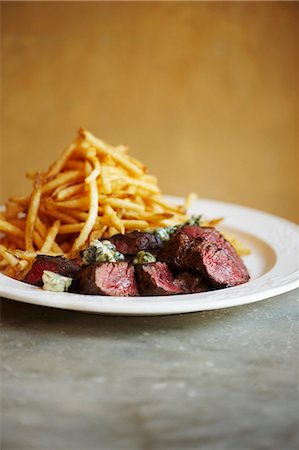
xmin=1 ymin=1 xmax=298 ymax=222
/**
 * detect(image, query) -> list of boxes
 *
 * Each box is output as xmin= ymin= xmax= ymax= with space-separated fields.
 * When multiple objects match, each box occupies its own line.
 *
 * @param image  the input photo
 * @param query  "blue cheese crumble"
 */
xmin=42 ymin=270 xmax=73 ymax=292
xmin=153 ymin=215 xmax=202 ymax=242
xmin=154 ymin=227 xmax=172 ymax=242
xmin=82 ymin=239 xmax=125 ymax=265
xmin=184 ymin=215 xmax=202 ymax=226
xmin=133 ymin=251 xmax=156 ymax=265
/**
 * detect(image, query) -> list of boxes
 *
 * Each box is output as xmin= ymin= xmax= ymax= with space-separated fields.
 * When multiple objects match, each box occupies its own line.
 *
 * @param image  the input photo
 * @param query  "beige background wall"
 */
xmin=1 ymin=1 xmax=298 ymax=222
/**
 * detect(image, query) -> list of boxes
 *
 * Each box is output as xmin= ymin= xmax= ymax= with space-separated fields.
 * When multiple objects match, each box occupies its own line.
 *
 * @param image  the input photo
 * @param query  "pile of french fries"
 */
xmin=0 ymin=128 xmax=196 ymax=278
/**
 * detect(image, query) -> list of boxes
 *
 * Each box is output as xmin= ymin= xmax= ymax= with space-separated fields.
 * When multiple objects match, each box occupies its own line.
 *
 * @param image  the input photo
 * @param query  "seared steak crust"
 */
xmin=157 ymin=231 xmax=191 ymax=270
xmin=25 ymin=255 xmax=81 ymax=287
xmin=109 ymin=231 xmax=162 ymax=255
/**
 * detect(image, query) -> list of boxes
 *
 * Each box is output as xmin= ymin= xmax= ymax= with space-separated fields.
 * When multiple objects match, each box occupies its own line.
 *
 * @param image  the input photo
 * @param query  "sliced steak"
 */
xmin=109 ymin=231 xmax=162 ymax=255
xmin=78 ymin=261 xmax=138 ymax=296
xmin=158 ymin=229 xmax=249 ymax=287
xmin=181 ymin=225 xmax=249 ymax=279
xmin=157 ymin=231 xmax=191 ymax=270
xmin=174 ymin=272 xmax=211 ymax=293
xmin=184 ymin=240 xmax=249 ymax=287
xmin=25 ymin=255 xmax=81 ymax=287
xmin=135 ymin=262 xmax=183 ymax=296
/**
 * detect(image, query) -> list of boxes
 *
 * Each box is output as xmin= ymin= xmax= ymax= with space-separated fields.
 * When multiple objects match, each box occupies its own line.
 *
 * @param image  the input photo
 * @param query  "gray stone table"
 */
xmin=1 ymin=289 xmax=299 ymax=450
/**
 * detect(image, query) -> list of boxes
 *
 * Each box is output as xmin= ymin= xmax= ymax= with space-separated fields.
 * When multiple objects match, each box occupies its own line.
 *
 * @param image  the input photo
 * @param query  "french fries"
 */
xmin=0 ymin=128 xmax=198 ymax=278
xmin=40 ymin=220 xmax=61 ymax=253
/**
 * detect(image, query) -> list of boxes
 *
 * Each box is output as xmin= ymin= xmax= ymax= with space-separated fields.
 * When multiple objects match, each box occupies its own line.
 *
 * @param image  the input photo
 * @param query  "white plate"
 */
xmin=1 ymin=198 xmax=299 ymax=315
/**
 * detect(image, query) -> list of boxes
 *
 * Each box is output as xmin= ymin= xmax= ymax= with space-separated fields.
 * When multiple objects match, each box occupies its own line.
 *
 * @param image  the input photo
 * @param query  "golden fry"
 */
xmin=222 ymin=233 xmax=251 ymax=256
xmin=99 ymin=164 xmax=112 ymax=194
xmin=32 ymin=230 xmax=44 ymax=250
xmin=64 ymin=160 xmax=85 ymax=171
xmin=25 ymin=176 xmax=42 ymax=251
xmin=104 ymin=205 xmax=125 ymax=234
xmin=46 ymin=140 xmax=78 ymax=179
xmin=122 ymin=219 xmax=149 ymax=230
xmin=150 ymin=196 xmax=186 ymax=214
xmin=0 ymin=259 xmax=8 ymax=268
xmin=0 ymin=244 xmax=19 ymax=267
xmin=9 ymin=195 xmax=30 ymax=205
xmin=40 ymin=205 xmax=78 ymax=224
xmin=0 ymin=219 xmax=24 ymax=238
xmin=53 ymin=183 xmax=84 ymax=201
xmin=35 ymin=216 xmax=48 ymax=238
xmin=58 ymin=223 xmax=85 ymax=234
xmin=124 ymin=176 xmax=160 ymax=193
xmin=42 ymin=170 xmax=84 ymax=195
xmin=107 ymin=226 xmax=119 ymax=238
xmin=123 ymin=211 xmax=173 ymax=221
xmin=47 ymin=198 xmax=89 ymax=210
xmin=80 ymin=128 xmax=144 ymax=177
xmin=71 ymin=176 xmax=98 ymax=254
xmin=89 ymin=226 xmax=107 ymax=242
xmin=201 ymin=217 xmax=224 ymax=227
xmin=104 ymin=198 xmax=145 ymax=212
xmin=12 ymin=249 xmax=38 ymax=260
xmin=65 ymin=210 xmax=88 ymax=221
xmin=40 ymin=220 xmax=61 ymax=253
xmin=85 ymin=152 xmax=101 ymax=184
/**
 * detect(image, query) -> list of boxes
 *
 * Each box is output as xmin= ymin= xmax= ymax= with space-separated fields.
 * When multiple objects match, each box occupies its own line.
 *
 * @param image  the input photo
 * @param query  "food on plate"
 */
xmin=0 ymin=128 xmax=250 ymax=296
xmin=24 ymin=255 xmax=81 ymax=287
xmin=23 ymin=221 xmax=250 ymax=296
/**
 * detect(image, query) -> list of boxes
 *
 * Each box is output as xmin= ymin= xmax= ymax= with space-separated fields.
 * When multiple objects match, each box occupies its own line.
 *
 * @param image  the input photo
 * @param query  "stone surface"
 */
xmin=1 ymin=290 xmax=299 ymax=450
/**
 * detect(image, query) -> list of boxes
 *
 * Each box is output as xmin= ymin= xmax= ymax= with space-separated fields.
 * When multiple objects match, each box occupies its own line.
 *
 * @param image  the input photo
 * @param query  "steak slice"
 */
xmin=77 ymin=262 xmax=138 ymax=296
xmin=174 ymin=272 xmax=211 ymax=294
xmin=25 ymin=255 xmax=81 ymax=287
xmin=135 ymin=262 xmax=183 ymax=296
xmin=181 ymin=225 xmax=249 ymax=279
xmin=184 ymin=240 xmax=249 ymax=287
xmin=157 ymin=231 xmax=191 ymax=270
xmin=109 ymin=231 xmax=162 ymax=255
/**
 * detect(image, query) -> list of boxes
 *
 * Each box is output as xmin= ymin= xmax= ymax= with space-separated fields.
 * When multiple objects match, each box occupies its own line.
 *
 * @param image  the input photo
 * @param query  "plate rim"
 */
xmin=1 ymin=197 xmax=299 ymax=315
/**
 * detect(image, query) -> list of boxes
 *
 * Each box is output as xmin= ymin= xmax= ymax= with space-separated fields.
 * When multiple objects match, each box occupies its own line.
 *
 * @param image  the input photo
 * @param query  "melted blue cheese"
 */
xmin=133 ymin=251 xmax=156 ymax=265
xmin=154 ymin=225 xmax=179 ymax=241
xmin=185 ymin=215 xmax=202 ymax=226
xmin=42 ymin=270 xmax=73 ymax=292
xmin=82 ymin=239 xmax=125 ymax=265
xmin=154 ymin=215 xmax=202 ymax=242
xmin=154 ymin=227 xmax=172 ymax=242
